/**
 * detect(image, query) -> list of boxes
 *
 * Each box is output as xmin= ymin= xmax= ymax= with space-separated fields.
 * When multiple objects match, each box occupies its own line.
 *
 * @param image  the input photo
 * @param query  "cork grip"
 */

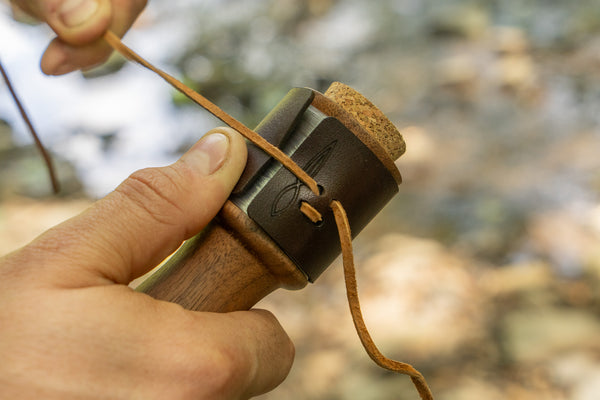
xmin=136 ymin=83 xmax=404 ymax=312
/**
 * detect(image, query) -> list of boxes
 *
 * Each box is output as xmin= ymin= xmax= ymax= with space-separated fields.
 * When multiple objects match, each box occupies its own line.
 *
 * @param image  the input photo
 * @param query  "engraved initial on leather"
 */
xmin=270 ymin=140 xmax=338 ymax=217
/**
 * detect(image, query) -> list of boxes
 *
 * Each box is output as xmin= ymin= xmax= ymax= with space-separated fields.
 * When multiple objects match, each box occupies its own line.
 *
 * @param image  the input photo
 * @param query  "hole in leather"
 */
xmin=299 ymin=201 xmax=324 ymax=227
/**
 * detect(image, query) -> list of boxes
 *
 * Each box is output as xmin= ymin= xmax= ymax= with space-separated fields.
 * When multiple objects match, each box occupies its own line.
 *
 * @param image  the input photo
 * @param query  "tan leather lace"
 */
xmin=104 ymin=31 xmax=433 ymax=400
xmin=330 ymin=201 xmax=433 ymax=400
xmin=103 ymin=32 xmax=319 ymax=196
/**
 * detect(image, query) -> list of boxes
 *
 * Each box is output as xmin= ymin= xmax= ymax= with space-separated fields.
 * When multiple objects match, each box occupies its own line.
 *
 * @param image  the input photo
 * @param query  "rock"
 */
xmin=442 ymin=378 xmax=504 ymax=400
xmin=526 ymin=210 xmax=599 ymax=278
xmin=500 ymin=307 xmax=600 ymax=364
xmin=0 ymin=146 xmax=84 ymax=200
xmin=429 ymin=4 xmax=490 ymax=40
xmin=0 ymin=119 xmax=14 ymax=151
xmin=549 ymin=351 xmax=600 ymax=400
xmin=568 ymin=36 xmax=600 ymax=76
xmin=435 ymin=54 xmax=481 ymax=103
xmin=0 ymin=122 xmax=84 ymax=200
xmin=493 ymin=26 xmax=530 ymax=55
xmin=298 ymin=350 xmax=347 ymax=397
xmin=395 ymin=125 xmax=437 ymax=181
xmin=493 ymin=54 xmax=538 ymax=93
xmin=479 ymin=261 xmax=554 ymax=297
xmin=307 ymin=0 xmax=335 ymax=17
xmin=356 ymin=234 xmax=487 ymax=360
xmin=572 ymin=370 xmax=600 ymax=400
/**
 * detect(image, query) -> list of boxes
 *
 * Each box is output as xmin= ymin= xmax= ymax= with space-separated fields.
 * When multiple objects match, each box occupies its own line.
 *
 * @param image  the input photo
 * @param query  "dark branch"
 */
xmin=0 ymin=57 xmax=60 ymax=194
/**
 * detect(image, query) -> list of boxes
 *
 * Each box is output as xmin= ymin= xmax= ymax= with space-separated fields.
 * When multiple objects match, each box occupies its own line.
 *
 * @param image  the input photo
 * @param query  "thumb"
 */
xmin=23 ymin=0 xmax=112 ymax=46
xmin=16 ymin=128 xmax=247 ymax=287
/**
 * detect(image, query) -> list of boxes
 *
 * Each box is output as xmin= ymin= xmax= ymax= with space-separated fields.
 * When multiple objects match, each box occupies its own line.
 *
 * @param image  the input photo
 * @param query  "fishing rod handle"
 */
xmin=136 ymin=83 xmax=404 ymax=312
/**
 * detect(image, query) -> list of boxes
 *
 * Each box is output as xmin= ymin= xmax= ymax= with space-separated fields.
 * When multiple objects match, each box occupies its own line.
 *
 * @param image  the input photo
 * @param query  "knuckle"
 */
xmin=156 ymin=336 xmax=249 ymax=398
xmin=163 ymin=319 xmax=251 ymax=398
xmin=202 ymin=345 xmax=251 ymax=397
xmin=117 ymin=166 xmax=187 ymax=227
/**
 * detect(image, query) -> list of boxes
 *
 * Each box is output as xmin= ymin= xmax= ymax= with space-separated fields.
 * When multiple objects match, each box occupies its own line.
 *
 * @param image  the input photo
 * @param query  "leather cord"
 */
xmin=103 ymin=31 xmax=319 ymax=196
xmin=299 ymin=201 xmax=323 ymax=224
xmin=300 ymin=200 xmax=433 ymax=399
xmin=104 ymin=31 xmax=433 ymax=399
xmin=331 ymin=200 xmax=434 ymax=400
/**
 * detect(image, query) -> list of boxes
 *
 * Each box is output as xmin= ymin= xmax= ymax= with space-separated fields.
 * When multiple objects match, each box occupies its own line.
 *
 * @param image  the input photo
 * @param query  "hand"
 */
xmin=10 ymin=0 xmax=147 ymax=75
xmin=0 ymin=128 xmax=295 ymax=399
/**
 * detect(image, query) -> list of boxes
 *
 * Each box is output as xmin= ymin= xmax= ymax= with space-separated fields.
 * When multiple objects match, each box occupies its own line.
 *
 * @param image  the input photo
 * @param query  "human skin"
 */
xmin=4 ymin=3 xmax=294 ymax=398
xmin=0 ymin=128 xmax=295 ymax=399
xmin=11 ymin=0 xmax=146 ymax=75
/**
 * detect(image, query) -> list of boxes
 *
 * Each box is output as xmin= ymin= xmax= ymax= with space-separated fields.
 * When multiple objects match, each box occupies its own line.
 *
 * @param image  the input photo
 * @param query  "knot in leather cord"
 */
xmin=103 ymin=31 xmax=434 ymax=400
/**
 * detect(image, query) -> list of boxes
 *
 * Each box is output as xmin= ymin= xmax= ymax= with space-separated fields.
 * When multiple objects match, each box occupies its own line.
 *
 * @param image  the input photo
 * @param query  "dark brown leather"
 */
xmin=247 ymin=116 xmax=398 ymax=281
xmin=234 ymin=88 xmax=315 ymax=194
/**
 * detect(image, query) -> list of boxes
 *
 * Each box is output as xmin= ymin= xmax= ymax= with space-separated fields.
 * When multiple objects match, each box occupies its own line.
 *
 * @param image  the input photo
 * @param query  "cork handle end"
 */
xmin=324 ymin=82 xmax=406 ymax=161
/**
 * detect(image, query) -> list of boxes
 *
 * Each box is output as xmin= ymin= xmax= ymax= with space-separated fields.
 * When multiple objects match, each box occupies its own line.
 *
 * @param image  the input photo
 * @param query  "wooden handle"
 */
xmin=137 ymin=224 xmax=278 ymax=312
xmin=136 ymin=201 xmax=308 ymax=312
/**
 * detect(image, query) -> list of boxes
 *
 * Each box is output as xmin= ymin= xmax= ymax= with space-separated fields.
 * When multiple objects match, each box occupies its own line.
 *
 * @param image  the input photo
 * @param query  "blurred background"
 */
xmin=1 ymin=0 xmax=600 ymax=398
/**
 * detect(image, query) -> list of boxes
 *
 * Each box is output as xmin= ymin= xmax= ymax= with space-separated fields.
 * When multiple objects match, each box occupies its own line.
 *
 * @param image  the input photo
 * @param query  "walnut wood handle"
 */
xmin=136 ymin=201 xmax=308 ymax=312
xmin=137 ymin=224 xmax=273 ymax=312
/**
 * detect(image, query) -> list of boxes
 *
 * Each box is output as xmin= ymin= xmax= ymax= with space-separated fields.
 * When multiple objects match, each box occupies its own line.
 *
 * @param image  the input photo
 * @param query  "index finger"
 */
xmin=14 ymin=0 xmax=112 ymax=45
xmin=41 ymin=0 xmax=148 ymax=74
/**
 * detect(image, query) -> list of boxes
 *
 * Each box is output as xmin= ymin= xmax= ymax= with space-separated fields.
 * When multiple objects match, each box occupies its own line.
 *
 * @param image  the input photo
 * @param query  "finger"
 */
xmin=134 ymin=302 xmax=294 ymax=399
xmin=40 ymin=37 xmax=114 ymax=75
xmin=16 ymin=0 xmax=112 ymax=45
xmin=2 ymin=284 xmax=293 ymax=399
xmin=185 ymin=309 xmax=296 ymax=399
xmin=19 ymin=128 xmax=247 ymax=287
xmin=235 ymin=309 xmax=296 ymax=398
xmin=10 ymin=1 xmax=42 ymax=24
xmin=40 ymin=0 xmax=147 ymax=75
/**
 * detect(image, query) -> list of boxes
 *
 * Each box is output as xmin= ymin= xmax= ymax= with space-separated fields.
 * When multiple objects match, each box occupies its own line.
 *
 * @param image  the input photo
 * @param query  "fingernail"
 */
xmin=182 ymin=133 xmax=230 ymax=175
xmin=59 ymin=0 xmax=99 ymax=27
